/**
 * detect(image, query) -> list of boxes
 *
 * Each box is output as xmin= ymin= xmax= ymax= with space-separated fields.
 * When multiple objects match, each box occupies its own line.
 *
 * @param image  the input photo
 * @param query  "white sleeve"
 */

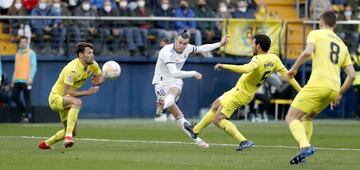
xmin=195 ymin=42 xmax=222 ymax=53
xmin=166 ymin=63 xmax=196 ymax=79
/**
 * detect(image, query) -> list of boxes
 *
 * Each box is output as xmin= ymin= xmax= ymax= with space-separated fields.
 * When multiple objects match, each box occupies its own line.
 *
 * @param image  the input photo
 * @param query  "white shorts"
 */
xmin=154 ymin=79 xmax=183 ymax=101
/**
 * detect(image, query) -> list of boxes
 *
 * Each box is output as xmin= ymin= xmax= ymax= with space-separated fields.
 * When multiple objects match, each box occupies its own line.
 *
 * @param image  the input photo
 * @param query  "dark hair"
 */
xmin=18 ymin=36 xmax=28 ymax=43
xmin=254 ymin=34 xmax=271 ymax=52
xmin=177 ymin=30 xmax=190 ymax=39
xmin=320 ymin=11 xmax=337 ymax=27
xmin=76 ymin=42 xmax=93 ymax=57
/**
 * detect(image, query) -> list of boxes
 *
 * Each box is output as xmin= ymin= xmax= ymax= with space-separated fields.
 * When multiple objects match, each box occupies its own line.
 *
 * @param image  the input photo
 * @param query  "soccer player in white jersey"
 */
xmin=152 ymin=30 xmax=229 ymax=148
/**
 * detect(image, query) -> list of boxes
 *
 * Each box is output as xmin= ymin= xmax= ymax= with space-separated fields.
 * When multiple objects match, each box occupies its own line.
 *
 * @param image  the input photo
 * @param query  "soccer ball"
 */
xmin=102 ymin=61 xmax=121 ymax=79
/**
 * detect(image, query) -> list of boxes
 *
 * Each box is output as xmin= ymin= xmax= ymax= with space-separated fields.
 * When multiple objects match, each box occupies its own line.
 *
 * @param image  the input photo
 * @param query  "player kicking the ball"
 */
xmin=38 ymin=42 xmax=105 ymax=149
xmin=188 ymin=34 xmax=302 ymax=151
xmin=152 ymin=30 xmax=229 ymax=148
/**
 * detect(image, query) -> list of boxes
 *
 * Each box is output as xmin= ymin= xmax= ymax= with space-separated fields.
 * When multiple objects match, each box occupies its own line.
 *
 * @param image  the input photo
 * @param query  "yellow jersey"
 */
xmin=306 ymin=29 xmax=353 ymax=91
xmin=223 ymin=53 xmax=301 ymax=98
xmin=50 ymin=58 xmax=101 ymax=95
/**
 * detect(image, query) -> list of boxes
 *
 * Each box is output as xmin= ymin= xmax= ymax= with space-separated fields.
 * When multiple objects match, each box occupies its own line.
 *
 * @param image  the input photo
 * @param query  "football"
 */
xmin=102 ymin=61 xmax=121 ymax=79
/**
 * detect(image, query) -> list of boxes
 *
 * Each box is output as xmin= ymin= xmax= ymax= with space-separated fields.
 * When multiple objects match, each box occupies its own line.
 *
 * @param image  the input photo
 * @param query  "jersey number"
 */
xmin=329 ymin=42 xmax=340 ymax=64
xmin=257 ymin=71 xmax=271 ymax=87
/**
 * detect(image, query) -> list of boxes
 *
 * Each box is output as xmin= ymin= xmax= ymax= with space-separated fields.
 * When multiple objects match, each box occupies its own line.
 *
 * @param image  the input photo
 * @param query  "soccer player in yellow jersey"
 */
xmin=38 ymin=42 xmax=104 ymax=149
xmin=285 ymin=11 xmax=356 ymax=164
xmin=186 ymin=34 xmax=302 ymax=151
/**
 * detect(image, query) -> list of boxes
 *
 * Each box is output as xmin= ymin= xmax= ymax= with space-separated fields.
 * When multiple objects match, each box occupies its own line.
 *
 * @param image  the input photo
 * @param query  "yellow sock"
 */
xmin=217 ymin=119 xmax=246 ymax=143
xmin=45 ymin=129 xmax=65 ymax=145
xmin=289 ymin=120 xmax=311 ymax=148
xmin=302 ymin=120 xmax=313 ymax=142
xmin=193 ymin=109 xmax=216 ymax=134
xmin=65 ymin=107 xmax=80 ymax=137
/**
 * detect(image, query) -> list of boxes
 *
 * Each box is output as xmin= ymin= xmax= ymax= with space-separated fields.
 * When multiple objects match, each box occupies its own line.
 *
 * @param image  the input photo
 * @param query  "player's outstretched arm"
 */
xmin=63 ymin=84 xmax=99 ymax=97
xmin=195 ymin=36 xmax=229 ymax=53
xmin=288 ymin=43 xmax=314 ymax=79
xmin=166 ymin=63 xmax=202 ymax=80
xmin=278 ymin=68 xmax=302 ymax=92
xmin=215 ymin=61 xmax=258 ymax=74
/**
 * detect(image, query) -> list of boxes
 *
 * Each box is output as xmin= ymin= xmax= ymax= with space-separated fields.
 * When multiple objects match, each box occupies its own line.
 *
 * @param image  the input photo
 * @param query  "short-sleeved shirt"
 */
xmin=305 ymin=29 xmax=353 ymax=92
xmin=152 ymin=43 xmax=197 ymax=85
xmin=50 ymin=58 xmax=101 ymax=95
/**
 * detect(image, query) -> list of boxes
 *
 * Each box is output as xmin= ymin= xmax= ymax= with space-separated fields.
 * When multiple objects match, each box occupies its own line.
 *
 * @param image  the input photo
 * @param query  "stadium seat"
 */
xmin=270 ymin=99 xmax=292 ymax=121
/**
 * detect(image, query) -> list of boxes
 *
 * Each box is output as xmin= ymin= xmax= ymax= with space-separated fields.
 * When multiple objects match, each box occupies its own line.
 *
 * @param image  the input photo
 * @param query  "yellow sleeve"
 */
xmin=90 ymin=61 xmax=101 ymax=75
xmin=222 ymin=57 xmax=260 ymax=73
xmin=342 ymin=51 xmax=353 ymax=67
xmin=63 ymin=69 xmax=76 ymax=86
xmin=307 ymin=31 xmax=317 ymax=44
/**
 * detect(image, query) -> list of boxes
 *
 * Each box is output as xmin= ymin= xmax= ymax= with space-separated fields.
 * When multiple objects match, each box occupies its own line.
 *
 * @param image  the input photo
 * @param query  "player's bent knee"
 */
xmin=72 ymin=98 xmax=83 ymax=108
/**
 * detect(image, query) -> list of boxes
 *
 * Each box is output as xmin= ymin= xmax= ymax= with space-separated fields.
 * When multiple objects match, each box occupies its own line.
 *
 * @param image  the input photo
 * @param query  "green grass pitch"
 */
xmin=0 ymin=119 xmax=359 ymax=170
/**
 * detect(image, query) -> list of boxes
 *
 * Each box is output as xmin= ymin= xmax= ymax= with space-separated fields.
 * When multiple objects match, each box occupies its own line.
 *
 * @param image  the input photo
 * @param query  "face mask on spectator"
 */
xmin=104 ymin=5 xmax=112 ymax=12
xmin=53 ymin=3 xmax=61 ymax=9
xmin=219 ymin=6 xmax=227 ymax=13
xmin=161 ymin=4 xmax=169 ymax=10
xmin=120 ymin=1 xmax=127 ymax=8
xmin=344 ymin=11 xmax=352 ymax=17
xmin=39 ymin=3 xmax=47 ymax=10
xmin=137 ymin=0 xmax=145 ymax=8
xmin=238 ymin=7 xmax=246 ymax=12
xmin=69 ymin=0 xmax=77 ymax=6
xmin=15 ymin=3 xmax=22 ymax=10
xmin=82 ymin=3 xmax=90 ymax=11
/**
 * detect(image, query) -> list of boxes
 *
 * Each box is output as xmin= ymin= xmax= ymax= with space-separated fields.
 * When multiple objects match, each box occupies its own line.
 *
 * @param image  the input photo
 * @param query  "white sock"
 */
xmin=176 ymin=116 xmax=194 ymax=139
xmin=163 ymin=94 xmax=175 ymax=109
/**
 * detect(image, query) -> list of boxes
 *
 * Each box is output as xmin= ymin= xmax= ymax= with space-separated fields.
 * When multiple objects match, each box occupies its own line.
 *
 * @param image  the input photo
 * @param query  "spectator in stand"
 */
xmin=116 ymin=0 xmax=138 ymax=56
xmin=154 ymin=0 xmax=177 ymax=46
xmin=67 ymin=0 xmax=82 ymax=12
xmin=174 ymin=0 xmax=204 ymax=55
xmin=193 ymin=0 xmax=216 ymax=45
xmin=98 ymin=0 xmax=121 ymax=55
xmin=8 ymin=0 xmax=31 ymax=43
xmin=0 ymin=0 xmax=14 ymax=14
xmin=31 ymin=0 xmax=66 ymax=55
xmin=54 ymin=0 xmax=81 ymax=54
xmin=336 ymin=4 xmax=359 ymax=54
xmin=22 ymin=0 xmax=39 ymax=14
xmin=90 ymin=0 xmax=116 ymax=9
xmin=130 ymin=0 xmax=152 ymax=56
xmin=228 ymin=0 xmax=257 ymax=12
xmin=310 ymin=0 xmax=332 ymax=19
xmin=73 ymin=0 xmax=99 ymax=52
xmin=231 ymin=0 xmax=255 ymax=19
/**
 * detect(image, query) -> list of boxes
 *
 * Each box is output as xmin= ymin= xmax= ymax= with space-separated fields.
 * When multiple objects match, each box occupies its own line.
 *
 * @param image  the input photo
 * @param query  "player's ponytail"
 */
xmin=178 ymin=30 xmax=190 ymax=39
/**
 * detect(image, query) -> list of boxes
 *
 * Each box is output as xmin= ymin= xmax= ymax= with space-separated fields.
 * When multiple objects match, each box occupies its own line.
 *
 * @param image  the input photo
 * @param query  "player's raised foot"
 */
xmin=236 ymin=140 xmax=254 ymax=151
xmin=154 ymin=114 xmax=167 ymax=122
xmin=194 ymin=137 xmax=209 ymax=149
xmin=183 ymin=122 xmax=198 ymax=139
xmin=38 ymin=140 xmax=54 ymax=150
xmin=290 ymin=146 xmax=316 ymax=165
xmin=64 ymin=136 xmax=74 ymax=148
xmin=156 ymin=97 xmax=164 ymax=117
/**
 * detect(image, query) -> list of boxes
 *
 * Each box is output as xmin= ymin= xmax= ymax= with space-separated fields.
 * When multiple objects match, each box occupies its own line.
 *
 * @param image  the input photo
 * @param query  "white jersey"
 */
xmin=152 ymin=43 xmax=197 ymax=85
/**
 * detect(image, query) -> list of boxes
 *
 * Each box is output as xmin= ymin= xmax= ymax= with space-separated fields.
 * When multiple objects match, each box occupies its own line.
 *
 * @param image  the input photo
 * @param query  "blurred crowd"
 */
xmin=0 ymin=0 xmax=359 ymax=57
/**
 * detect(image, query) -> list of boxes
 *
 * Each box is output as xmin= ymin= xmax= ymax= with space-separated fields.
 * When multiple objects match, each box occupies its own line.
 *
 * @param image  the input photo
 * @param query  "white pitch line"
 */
xmin=1 ymin=135 xmax=360 ymax=151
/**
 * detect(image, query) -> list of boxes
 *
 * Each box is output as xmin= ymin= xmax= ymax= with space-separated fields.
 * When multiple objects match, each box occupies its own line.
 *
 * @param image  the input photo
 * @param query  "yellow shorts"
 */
xmin=219 ymin=88 xmax=252 ymax=118
xmin=48 ymin=93 xmax=68 ymax=121
xmin=291 ymin=87 xmax=338 ymax=114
